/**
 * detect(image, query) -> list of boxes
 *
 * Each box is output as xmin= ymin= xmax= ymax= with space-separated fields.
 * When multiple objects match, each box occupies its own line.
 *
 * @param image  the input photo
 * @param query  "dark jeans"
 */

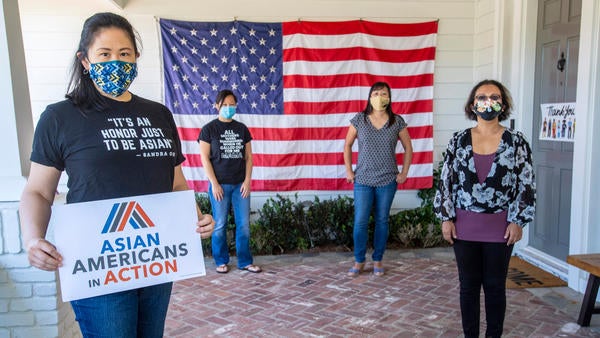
xmin=453 ymin=239 xmax=513 ymax=338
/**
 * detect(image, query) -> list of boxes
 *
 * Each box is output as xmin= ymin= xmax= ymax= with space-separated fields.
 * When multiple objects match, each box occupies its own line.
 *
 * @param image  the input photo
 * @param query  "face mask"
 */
xmin=219 ymin=106 xmax=236 ymax=119
xmin=370 ymin=96 xmax=390 ymax=111
xmin=89 ymin=60 xmax=137 ymax=97
xmin=473 ymin=100 xmax=503 ymax=121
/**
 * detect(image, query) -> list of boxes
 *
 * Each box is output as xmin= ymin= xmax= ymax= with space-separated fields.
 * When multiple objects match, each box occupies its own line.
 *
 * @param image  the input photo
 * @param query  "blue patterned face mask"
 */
xmin=89 ymin=60 xmax=137 ymax=97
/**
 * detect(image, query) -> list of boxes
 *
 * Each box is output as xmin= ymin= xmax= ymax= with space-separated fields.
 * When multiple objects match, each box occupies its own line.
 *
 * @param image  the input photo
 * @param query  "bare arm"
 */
xmin=19 ymin=163 xmax=62 ymax=271
xmin=343 ymin=125 xmax=357 ymax=183
xmin=199 ymin=140 xmax=223 ymax=201
xmin=173 ymin=165 xmax=214 ymax=239
xmin=240 ymin=142 xmax=253 ymax=198
xmin=396 ymin=128 xmax=413 ymax=183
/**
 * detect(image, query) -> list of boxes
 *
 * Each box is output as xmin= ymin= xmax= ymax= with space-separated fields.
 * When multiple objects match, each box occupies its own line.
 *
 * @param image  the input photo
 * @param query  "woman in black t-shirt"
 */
xmin=19 ymin=12 xmax=214 ymax=338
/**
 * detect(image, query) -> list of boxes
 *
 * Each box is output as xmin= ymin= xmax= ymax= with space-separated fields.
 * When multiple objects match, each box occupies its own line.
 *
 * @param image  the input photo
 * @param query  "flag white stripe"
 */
xmin=283 ymin=60 xmax=434 ymax=77
xmin=182 ymin=163 xmax=433 ymax=181
xmin=182 ymin=138 xmax=433 ymax=155
xmin=283 ymin=86 xmax=433 ymax=103
xmin=282 ymin=33 xmax=437 ymax=50
xmin=173 ymin=112 xmax=432 ymax=130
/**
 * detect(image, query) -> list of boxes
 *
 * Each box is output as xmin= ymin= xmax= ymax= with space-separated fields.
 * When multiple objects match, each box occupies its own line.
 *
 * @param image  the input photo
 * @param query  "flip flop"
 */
xmin=240 ymin=264 xmax=262 ymax=273
xmin=216 ymin=264 xmax=229 ymax=274
xmin=373 ymin=267 xmax=385 ymax=276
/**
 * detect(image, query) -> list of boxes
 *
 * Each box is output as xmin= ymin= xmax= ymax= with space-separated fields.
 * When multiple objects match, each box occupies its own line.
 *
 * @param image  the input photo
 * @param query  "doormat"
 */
xmin=506 ymin=256 xmax=567 ymax=289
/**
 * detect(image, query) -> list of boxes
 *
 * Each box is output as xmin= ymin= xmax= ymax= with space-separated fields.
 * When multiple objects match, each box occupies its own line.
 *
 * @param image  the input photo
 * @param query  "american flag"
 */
xmin=159 ymin=19 xmax=437 ymax=192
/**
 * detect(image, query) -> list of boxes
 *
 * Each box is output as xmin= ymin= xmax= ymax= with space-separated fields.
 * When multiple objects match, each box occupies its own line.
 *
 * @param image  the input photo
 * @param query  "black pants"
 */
xmin=453 ymin=239 xmax=513 ymax=338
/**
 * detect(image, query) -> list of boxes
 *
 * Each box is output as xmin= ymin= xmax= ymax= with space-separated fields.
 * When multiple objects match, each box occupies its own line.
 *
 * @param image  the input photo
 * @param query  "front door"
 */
xmin=530 ymin=0 xmax=581 ymax=260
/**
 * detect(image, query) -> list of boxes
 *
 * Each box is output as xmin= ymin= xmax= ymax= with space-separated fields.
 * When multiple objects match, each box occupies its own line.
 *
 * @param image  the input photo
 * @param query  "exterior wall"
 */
xmin=17 ymin=0 xmax=478 ymax=210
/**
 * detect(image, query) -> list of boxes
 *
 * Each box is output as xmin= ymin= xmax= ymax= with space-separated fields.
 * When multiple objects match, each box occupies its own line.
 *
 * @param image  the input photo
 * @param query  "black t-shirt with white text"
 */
xmin=198 ymin=119 xmax=252 ymax=185
xmin=31 ymin=95 xmax=185 ymax=203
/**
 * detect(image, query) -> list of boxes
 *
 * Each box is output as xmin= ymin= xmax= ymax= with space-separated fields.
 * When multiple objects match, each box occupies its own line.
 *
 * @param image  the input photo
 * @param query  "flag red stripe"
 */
xmin=282 ymin=20 xmax=438 ymax=37
xmin=282 ymin=99 xmax=432 ymax=115
xmin=283 ymin=46 xmax=436 ymax=63
xmin=283 ymin=73 xmax=433 ymax=90
xmin=183 ymin=150 xmax=432 ymax=168
xmin=177 ymin=125 xmax=432 ymax=142
xmin=189 ymin=176 xmax=433 ymax=192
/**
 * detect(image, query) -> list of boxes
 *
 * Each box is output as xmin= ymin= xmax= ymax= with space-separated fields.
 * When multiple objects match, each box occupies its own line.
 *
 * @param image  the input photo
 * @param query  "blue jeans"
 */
xmin=353 ymin=181 xmax=397 ymax=263
xmin=453 ymin=239 xmax=514 ymax=338
xmin=70 ymin=282 xmax=172 ymax=338
xmin=209 ymin=183 xmax=253 ymax=268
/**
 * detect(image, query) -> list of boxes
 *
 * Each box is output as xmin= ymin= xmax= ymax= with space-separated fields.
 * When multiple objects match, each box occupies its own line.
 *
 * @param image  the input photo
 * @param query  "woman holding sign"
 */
xmin=19 ymin=12 xmax=214 ymax=338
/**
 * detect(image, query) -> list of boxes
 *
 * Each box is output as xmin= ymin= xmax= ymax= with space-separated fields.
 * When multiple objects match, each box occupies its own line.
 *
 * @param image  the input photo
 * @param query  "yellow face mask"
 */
xmin=369 ymin=96 xmax=390 ymax=111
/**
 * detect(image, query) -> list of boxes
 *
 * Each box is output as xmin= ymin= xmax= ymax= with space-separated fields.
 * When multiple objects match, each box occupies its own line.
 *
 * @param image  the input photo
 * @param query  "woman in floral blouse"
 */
xmin=434 ymin=79 xmax=536 ymax=338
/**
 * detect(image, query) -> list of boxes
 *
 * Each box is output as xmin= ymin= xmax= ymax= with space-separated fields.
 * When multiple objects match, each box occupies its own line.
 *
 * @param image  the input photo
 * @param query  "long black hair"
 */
xmin=362 ymin=81 xmax=395 ymax=127
xmin=65 ymin=12 xmax=142 ymax=113
xmin=464 ymin=79 xmax=513 ymax=121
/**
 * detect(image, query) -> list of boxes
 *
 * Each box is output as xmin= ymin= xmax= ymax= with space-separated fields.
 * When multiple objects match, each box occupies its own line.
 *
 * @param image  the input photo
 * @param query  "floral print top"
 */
xmin=434 ymin=128 xmax=536 ymax=227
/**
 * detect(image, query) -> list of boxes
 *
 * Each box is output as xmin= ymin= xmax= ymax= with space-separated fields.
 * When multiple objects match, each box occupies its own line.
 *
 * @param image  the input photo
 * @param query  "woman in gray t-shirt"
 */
xmin=343 ymin=81 xmax=413 ymax=277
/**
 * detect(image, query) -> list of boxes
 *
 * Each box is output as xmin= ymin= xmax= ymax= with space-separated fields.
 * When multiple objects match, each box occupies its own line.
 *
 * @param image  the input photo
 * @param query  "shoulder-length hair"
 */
xmin=362 ymin=81 xmax=395 ymax=127
xmin=464 ymin=79 xmax=513 ymax=121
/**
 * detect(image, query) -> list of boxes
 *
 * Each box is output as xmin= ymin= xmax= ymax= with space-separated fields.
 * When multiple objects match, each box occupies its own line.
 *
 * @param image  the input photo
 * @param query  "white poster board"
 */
xmin=539 ymin=102 xmax=576 ymax=142
xmin=51 ymin=190 xmax=205 ymax=302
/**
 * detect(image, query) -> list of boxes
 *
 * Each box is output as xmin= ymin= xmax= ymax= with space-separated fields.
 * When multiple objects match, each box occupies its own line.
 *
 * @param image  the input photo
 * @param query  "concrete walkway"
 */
xmin=165 ymin=247 xmax=600 ymax=337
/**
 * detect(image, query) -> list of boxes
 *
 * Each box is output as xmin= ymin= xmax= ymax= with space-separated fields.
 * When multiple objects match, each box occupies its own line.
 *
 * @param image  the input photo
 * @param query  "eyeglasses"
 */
xmin=475 ymin=94 xmax=502 ymax=101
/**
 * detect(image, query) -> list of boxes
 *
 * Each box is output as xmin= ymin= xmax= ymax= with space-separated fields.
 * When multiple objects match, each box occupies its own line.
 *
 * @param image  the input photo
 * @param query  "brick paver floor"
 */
xmin=165 ymin=247 xmax=600 ymax=337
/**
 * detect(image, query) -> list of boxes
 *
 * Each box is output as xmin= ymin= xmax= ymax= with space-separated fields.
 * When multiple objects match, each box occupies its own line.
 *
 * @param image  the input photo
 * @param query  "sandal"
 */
xmin=347 ymin=262 xmax=365 ymax=277
xmin=216 ymin=264 xmax=229 ymax=274
xmin=373 ymin=262 xmax=384 ymax=276
xmin=240 ymin=264 xmax=262 ymax=273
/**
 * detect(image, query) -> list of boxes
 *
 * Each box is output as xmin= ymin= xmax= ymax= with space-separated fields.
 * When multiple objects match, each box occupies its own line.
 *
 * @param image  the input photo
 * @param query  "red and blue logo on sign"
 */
xmin=101 ymin=201 xmax=155 ymax=233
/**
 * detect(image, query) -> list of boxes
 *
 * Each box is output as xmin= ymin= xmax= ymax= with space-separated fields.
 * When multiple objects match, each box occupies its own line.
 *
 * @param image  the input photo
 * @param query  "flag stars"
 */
xmin=211 ymin=47 xmax=218 ymax=55
xmin=259 ymin=38 xmax=266 ymax=46
xmin=210 ymin=29 xmax=218 ymax=36
xmin=191 ymin=65 xmax=198 ymax=72
xmin=190 ymin=29 xmax=197 ymax=36
xmin=231 ymin=64 xmax=239 ymax=72
xmin=240 ymin=37 xmax=247 ymax=45
xmin=230 ymin=27 xmax=237 ymax=35
xmin=200 ymin=38 xmax=208 ymax=45
xmin=211 ymin=84 xmax=218 ymax=91
xmin=201 ymin=75 xmax=208 ymax=82
xmin=221 ymin=56 xmax=228 ymax=63
xmin=249 ymin=29 xmax=256 ymax=36
xmin=269 ymin=47 xmax=276 ymax=55
xmin=173 ymin=101 xmax=179 ymax=107
xmin=221 ymin=74 xmax=228 ymax=81
xmin=169 ymin=27 xmax=177 ymax=35
xmin=192 ymin=102 xmax=199 ymax=109
xmin=173 ymin=83 xmax=180 ymax=90
xmin=191 ymin=47 xmax=198 ymax=54
xmin=240 ymin=56 xmax=248 ymax=63
xmin=250 ymin=84 xmax=257 ymax=91
xmin=231 ymin=83 xmax=239 ymax=90
xmin=220 ymin=37 xmax=227 ymax=45
xmin=241 ymin=92 xmax=248 ymax=99
xmin=202 ymin=93 xmax=209 ymax=100
xmin=172 ymin=65 xmax=180 ymax=72
xmin=180 ymin=37 xmax=188 ymax=45
xmin=270 ymin=102 xmax=277 ymax=108
xmin=201 ymin=56 xmax=208 ymax=64
xmin=270 ymin=84 xmax=277 ymax=91
xmin=230 ymin=46 xmax=238 ymax=53
xmin=260 ymin=75 xmax=267 ymax=82
xmin=259 ymin=56 xmax=267 ymax=64
xmin=251 ymin=101 xmax=258 ymax=108
xmin=211 ymin=65 xmax=219 ymax=73
xmin=192 ymin=84 xmax=199 ymax=91
xmin=183 ymin=93 xmax=189 ymax=100
xmin=181 ymin=56 xmax=188 ymax=63
xmin=241 ymin=74 xmax=248 ymax=82
xmin=249 ymin=47 xmax=257 ymax=55
xmin=250 ymin=65 xmax=257 ymax=72
xmin=270 ymin=66 xmax=277 ymax=73
xmin=171 ymin=46 xmax=178 ymax=53
xmin=182 ymin=74 xmax=189 ymax=82
xmin=260 ymin=93 xmax=267 ymax=100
